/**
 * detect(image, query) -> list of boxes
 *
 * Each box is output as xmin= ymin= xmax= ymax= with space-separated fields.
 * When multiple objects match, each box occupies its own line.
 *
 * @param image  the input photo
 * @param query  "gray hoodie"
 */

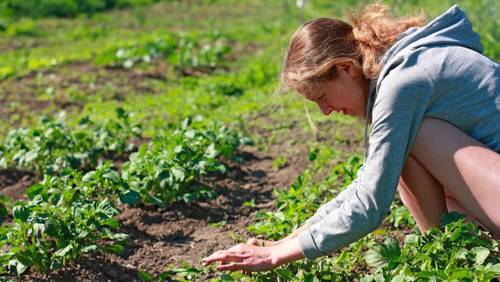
xmin=299 ymin=5 xmax=500 ymax=260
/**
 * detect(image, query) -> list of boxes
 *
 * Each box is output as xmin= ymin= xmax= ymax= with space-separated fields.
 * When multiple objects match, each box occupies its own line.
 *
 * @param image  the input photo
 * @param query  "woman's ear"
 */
xmin=336 ymin=61 xmax=358 ymax=79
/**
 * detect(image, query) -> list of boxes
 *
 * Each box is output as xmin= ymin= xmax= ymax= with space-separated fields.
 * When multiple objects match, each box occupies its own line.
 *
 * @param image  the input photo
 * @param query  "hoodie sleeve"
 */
xmin=299 ymin=63 xmax=434 ymax=260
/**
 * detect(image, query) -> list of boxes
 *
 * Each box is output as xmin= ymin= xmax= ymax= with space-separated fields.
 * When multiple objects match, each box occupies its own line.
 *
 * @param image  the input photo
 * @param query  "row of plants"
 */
xmin=0 ymin=30 xmax=232 ymax=81
xmin=0 ymin=108 xmax=142 ymax=175
xmin=0 ymin=0 xmax=162 ymax=19
xmin=122 ymin=115 xmax=251 ymax=207
xmin=94 ymin=31 xmax=232 ymax=75
xmin=0 ymin=111 xmax=248 ymax=276
xmin=248 ymin=155 xmax=363 ymax=241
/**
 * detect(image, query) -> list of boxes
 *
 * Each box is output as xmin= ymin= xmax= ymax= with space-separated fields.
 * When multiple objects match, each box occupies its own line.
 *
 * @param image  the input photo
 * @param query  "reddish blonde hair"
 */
xmin=281 ymin=3 xmax=426 ymax=98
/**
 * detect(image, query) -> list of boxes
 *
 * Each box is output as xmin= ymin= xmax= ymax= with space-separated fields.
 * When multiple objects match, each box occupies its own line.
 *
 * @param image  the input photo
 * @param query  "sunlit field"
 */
xmin=0 ymin=0 xmax=499 ymax=281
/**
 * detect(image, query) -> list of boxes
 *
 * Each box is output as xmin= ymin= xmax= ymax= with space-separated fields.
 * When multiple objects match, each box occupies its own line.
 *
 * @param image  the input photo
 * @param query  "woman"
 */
xmin=203 ymin=4 xmax=500 ymax=272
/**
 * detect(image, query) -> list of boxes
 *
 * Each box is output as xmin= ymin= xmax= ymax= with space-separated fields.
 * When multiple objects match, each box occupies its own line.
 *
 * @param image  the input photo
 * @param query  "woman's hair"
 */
xmin=281 ymin=3 xmax=426 ymax=98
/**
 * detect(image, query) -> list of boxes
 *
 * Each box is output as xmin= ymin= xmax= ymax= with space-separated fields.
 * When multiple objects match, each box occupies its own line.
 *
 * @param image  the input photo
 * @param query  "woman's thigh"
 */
xmin=410 ymin=118 xmax=500 ymax=236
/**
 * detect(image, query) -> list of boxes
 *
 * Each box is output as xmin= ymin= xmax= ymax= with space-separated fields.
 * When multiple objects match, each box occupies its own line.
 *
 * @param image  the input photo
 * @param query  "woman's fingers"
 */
xmin=202 ymin=250 xmax=252 ymax=265
xmin=203 ymin=244 xmax=250 ymax=265
xmin=204 ymin=243 xmax=278 ymax=273
xmin=202 ymin=250 xmax=225 ymax=264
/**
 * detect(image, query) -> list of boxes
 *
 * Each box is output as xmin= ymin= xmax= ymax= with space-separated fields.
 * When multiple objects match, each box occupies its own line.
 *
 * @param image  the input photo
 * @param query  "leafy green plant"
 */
xmin=248 ymin=171 xmax=324 ymax=239
xmin=0 ymin=195 xmax=11 ymax=224
xmin=202 ymin=76 xmax=245 ymax=97
xmin=94 ymin=32 xmax=232 ymax=75
xmin=121 ymin=116 xmax=248 ymax=207
xmin=0 ymin=17 xmax=7 ymax=31
xmin=331 ymin=154 xmax=362 ymax=187
xmin=171 ymin=32 xmax=232 ymax=75
xmin=362 ymin=212 xmax=500 ymax=281
xmin=3 ymin=18 xmax=40 ymax=37
xmin=24 ymin=161 xmax=137 ymax=206
xmin=0 ymin=167 xmax=129 ymax=275
xmin=1 ymin=113 xmax=92 ymax=174
xmin=94 ymin=36 xmax=178 ymax=69
xmin=0 ymin=108 xmax=141 ymax=174
xmin=271 ymin=155 xmax=287 ymax=171
xmin=80 ymin=107 xmax=142 ymax=154
xmin=249 ymin=155 xmax=362 ymax=240
xmin=386 ymin=201 xmax=416 ymax=229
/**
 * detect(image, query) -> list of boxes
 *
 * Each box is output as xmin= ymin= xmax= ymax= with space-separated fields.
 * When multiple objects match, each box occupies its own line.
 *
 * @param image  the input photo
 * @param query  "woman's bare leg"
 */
xmin=398 ymin=156 xmax=446 ymax=232
xmin=398 ymin=118 xmax=500 ymax=237
xmin=398 ymin=158 xmax=486 ymax=232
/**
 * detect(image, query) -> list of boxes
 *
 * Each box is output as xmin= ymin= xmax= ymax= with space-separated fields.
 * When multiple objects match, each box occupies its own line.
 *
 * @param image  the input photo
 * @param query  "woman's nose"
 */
xmin=317 ymin=101 xmax=332 ymax=116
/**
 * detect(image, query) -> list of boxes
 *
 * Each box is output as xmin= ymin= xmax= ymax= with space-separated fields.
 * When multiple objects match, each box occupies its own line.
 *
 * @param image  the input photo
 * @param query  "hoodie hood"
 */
xmin=378 ymin=5 xmax=484 ymax=70
xmin=363 ymin=5 xmax=484 ymax=160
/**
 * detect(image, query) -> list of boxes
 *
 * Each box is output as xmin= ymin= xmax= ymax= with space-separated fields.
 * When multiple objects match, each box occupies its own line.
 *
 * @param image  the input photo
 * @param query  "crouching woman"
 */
xmin=203 ymin=4 xmax=500 ymax=272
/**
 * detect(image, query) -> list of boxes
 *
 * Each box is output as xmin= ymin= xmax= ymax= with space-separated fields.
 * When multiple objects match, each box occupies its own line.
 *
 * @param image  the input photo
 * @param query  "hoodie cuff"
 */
xmin=298 ymin=228 xmax=326 ymax=260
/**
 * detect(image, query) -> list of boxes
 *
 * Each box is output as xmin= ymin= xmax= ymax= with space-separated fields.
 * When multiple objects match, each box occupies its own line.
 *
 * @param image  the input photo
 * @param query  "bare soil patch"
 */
xmin=0 ymin=168 xmax=37 ymax=201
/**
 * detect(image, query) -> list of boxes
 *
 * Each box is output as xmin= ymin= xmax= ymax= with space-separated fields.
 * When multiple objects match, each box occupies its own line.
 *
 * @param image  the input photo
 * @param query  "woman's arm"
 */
xmin=299 ymin=63 xmax=434 ymax=260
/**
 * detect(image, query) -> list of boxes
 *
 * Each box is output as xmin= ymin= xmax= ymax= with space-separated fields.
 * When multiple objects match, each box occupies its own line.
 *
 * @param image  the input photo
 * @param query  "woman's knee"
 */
xmin=397 ymin=177 xmax=416 ymax=210
xmin=397 ymin=177 xmax=411 ymax=199
xmin=397 ymin=155 xmax=439 ymax=204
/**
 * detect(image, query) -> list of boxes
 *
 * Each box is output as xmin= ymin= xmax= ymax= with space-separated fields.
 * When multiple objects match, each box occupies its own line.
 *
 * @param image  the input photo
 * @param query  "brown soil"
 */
xmin=0 ymin=61 xmax=168 ymax=135
xmin=0 ymin=168 xmax=37 ymax=201
xmin=16 ymin=134 xmax=310 ymax=281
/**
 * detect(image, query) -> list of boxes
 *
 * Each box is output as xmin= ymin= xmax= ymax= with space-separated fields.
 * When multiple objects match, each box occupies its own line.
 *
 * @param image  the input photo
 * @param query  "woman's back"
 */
xmin=421 ymin=45 xmax=500 ymax=151
xmin=372 ymin=5 xmax=500 ymax=152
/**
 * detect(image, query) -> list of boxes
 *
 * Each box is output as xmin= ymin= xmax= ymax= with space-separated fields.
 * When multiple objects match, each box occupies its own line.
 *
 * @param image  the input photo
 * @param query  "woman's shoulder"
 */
xmin=416 ymin=46 xmax=497 ymax=78
xmin=376 ymin=49 xmax=435 ymax=98
xmin=379 ymin=45 xmax=498 ymax=95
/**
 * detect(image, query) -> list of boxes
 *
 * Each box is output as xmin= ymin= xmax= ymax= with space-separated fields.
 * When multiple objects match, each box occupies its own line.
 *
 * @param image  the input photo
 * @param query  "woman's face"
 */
xmin=308 ymin=62 xmax=369 ymax=118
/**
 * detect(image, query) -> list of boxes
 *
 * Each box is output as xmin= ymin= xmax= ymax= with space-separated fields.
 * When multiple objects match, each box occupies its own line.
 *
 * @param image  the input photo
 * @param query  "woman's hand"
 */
xmin=202 ymin=237 xmax=305 ymax=273
xmin=202 ymin=242 xmax=277 ymax=272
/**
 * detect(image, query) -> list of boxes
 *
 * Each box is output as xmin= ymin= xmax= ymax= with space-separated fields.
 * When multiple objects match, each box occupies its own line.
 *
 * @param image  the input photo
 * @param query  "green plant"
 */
xmin=0 ymin=168 xmax=128 ymax=275
xmin=386 ymin=201 xmax=416 ymax=229
xmin=94 ymin=36 xmax=178 ymax=69
xmin=271 ymin=155 xmax=287 ymax=171
xmin=0 ymin=108 xmax=141 ymax=174
xmin=0 ymin=0 xmax=160 ymax=18
xmin=362 ymin=212 xmax=500 ymax=281
xmin=94 ymin=32 xmax=232 ymax=75
xmin=249 ymin=155 xmax=362 ymax=240
xmin=171 ymin=32 xmax=232 ymax=75
xmin=0 ymin=195 xmax=11 ymax=224
xmin=121 ymin=116 xmax=248 ymax=207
